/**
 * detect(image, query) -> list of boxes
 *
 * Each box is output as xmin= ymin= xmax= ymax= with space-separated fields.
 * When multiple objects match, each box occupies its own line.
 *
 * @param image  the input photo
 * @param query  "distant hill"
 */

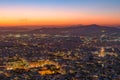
xmin=0 ymin=27 xmax=29 ymax=30
xmin=30 ymin=24 xmax=120 ymax=36
xmin=0 ymin=25 xmax=120 ymax=36
xmin=0 ymin=27 xmax=30 ymax=33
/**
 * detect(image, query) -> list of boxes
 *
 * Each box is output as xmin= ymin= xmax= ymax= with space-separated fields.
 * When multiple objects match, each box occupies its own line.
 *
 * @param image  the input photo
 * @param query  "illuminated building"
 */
xmin=99 ymin=47 xmax=106 ymax=57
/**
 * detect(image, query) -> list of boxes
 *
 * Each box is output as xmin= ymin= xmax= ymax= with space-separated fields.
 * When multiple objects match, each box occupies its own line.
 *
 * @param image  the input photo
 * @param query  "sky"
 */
xmin=0 ymin=0 xmax=120 ymax=26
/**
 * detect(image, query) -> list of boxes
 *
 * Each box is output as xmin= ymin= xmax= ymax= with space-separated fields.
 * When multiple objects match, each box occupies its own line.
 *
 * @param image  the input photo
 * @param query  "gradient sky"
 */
xmin=0 ymin=0 xmax=120 ymax=26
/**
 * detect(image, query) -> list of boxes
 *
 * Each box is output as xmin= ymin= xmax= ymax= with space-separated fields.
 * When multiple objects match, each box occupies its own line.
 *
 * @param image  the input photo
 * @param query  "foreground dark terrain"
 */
xmin=0 ymin=25 xmax=120 ymax=80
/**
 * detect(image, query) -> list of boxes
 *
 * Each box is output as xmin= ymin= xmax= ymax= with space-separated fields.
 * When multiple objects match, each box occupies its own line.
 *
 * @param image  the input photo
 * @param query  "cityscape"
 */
xmin=0 ymin=0 xmax=120 ymax=80
xmin=0 ymin=25 xmax=120 ymax=80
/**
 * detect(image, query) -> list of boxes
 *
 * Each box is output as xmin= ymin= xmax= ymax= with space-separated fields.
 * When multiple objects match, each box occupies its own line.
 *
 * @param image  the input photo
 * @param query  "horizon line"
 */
xmin=0 ymin=24 xmax=119 ymax=29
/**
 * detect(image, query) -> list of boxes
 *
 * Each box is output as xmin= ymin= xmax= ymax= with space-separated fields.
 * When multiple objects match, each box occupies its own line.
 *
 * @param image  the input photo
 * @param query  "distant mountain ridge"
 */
xmin=0 ymin=27 xmax=29 ymax=30
xmin=0 ymin=27 xmax=30 ymax=33
xmin=30 ymin=24 xmax=120 ymax=36
xmin=0 ymin=25 xmax=120 ymax=36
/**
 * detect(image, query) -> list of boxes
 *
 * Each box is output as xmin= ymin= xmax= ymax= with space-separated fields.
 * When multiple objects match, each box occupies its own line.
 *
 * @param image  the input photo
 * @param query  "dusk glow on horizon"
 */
xmin=0 ymin=0 xmax=120 ymax=26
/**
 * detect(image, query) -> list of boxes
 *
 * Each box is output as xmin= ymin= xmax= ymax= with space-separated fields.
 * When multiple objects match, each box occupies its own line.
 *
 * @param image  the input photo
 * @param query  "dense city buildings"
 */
xmin=0 ymin=26 xmax=120 ymax=80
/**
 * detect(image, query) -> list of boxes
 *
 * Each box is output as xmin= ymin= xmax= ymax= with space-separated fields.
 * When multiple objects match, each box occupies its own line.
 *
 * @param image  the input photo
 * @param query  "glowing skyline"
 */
xmin=0 ymin=0 xmax=120 ymax=26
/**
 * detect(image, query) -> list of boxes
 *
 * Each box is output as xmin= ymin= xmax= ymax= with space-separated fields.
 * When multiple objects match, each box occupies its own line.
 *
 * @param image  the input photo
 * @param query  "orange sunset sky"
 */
xmin=0 ymin=0 xmax=120 ymax=26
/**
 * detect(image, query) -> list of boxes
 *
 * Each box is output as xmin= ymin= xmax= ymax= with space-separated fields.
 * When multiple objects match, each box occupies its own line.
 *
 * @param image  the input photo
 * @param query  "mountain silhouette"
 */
xmin=31 ymin=25 xmax=120 ymax=36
